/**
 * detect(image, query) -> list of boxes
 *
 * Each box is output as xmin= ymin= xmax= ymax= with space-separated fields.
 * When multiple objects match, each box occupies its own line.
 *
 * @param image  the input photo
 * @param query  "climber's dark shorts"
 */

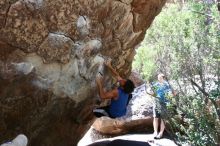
xmin=93 ymin=106 xmax=116 ymax=119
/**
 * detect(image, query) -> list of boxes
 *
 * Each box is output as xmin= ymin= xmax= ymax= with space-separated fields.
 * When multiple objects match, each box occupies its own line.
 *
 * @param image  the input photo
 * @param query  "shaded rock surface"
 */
xmin=85 ymin=135 xmax=177 ymax=146
xmin=0 ymin=0 xmax=166 ymax=146
xmin=86 ymin=139 xmax=151 ymax=146
xmin=129 ymin=71 xmax=145 ymax=87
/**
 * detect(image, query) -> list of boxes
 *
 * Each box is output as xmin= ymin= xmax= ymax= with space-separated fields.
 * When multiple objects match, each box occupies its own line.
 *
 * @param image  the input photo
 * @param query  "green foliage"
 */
xmin=133 ymin=1 xmax=220 ymax=145
xmin=172 ymin=94 xmax=219 ymax=146
xmin=132 ymin=46 xmax=157 ymax=80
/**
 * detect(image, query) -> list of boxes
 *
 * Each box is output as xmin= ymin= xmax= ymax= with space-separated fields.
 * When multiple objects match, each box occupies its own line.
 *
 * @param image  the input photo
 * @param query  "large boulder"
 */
xmin=78 ymin=84 xmax=155 ymax=146
xmin=0 ymin=0 xmax=166 ymax=145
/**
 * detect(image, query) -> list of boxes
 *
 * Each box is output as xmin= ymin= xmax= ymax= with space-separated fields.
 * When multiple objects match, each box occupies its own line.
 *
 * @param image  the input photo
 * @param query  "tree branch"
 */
xmin=190 ymin=78 xmax=209 ymax=97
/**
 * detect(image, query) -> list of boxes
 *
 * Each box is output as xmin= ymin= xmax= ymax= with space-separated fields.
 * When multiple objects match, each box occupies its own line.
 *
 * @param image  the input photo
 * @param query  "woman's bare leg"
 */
xmin=153 ymin=118 xmax=159 ymax=136
xmin=158 ymin=119 xmax=165 ymax=137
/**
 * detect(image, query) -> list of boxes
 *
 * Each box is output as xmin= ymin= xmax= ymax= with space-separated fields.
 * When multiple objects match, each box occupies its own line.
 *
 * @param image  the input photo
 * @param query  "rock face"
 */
xmin=0 ymin=0 xmax=166 ymax=146
xmin=129 ymin=71 xmax=145 ymax=87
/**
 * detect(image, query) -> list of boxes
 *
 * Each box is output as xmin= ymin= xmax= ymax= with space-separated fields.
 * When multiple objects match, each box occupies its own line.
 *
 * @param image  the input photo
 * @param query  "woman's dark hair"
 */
xmin=123 ymin=79 xmax=135 ymax=94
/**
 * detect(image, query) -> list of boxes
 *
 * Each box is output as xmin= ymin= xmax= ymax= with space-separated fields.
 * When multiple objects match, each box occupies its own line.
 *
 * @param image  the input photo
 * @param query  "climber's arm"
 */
xmin=96 ymin=75 xmax=118 ymax=100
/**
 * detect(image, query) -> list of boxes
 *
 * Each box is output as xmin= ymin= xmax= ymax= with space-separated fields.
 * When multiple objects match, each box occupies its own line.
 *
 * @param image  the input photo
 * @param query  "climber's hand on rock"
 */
xmin=104 ymin=58 xmax=112 ymax=67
